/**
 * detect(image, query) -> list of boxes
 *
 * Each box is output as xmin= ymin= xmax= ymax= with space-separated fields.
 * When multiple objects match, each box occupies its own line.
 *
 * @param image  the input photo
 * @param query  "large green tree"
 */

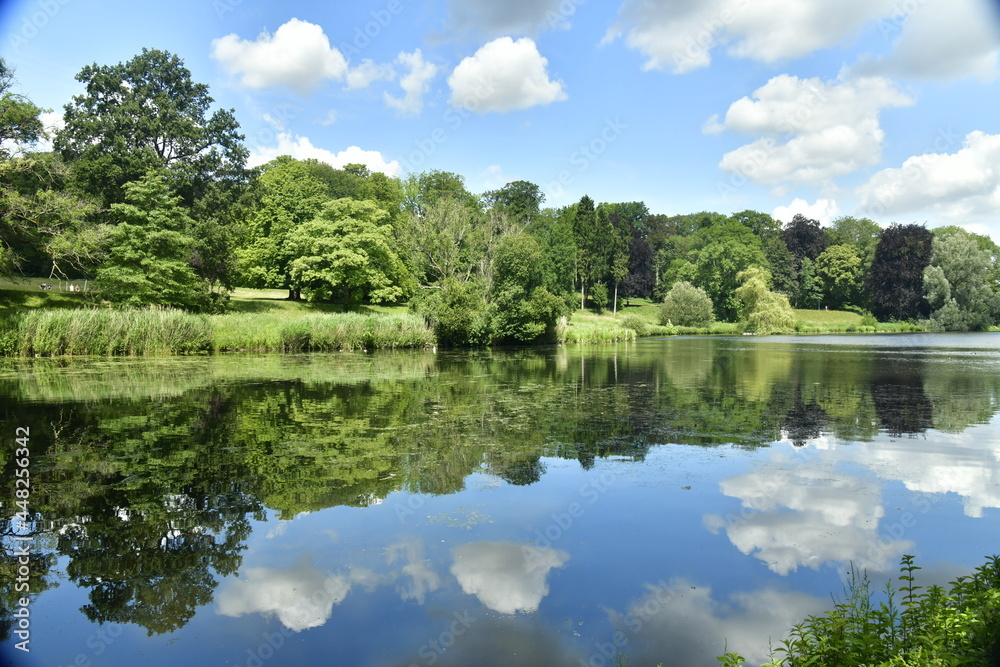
xmin=690 ymin=221 xmax=767 ymax=320
xmin=55 ymin=48 xmax=247 ymax=208
xmin=815 ymin=244 xmax=864 ymax=309
xmin=288 ymin=198 xmax=409 ymax=305
xmin=923 ymin=229 xmax=1000 ymax=330
xmin=95 ymin=171 xmax=209 ymax=309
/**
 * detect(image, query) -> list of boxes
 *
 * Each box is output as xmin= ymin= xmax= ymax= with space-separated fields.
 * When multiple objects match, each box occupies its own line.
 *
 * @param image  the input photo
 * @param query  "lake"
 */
xmin=2 ymin=334 xmax=999 ymax=666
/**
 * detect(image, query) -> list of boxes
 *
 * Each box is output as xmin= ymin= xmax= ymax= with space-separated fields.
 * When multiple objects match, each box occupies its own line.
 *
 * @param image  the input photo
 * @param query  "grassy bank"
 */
xmin=1 ymin=308 xmax=434 ymax=356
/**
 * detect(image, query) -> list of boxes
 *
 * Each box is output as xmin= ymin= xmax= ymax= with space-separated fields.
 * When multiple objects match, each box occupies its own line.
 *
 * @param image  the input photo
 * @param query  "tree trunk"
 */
xmin=613 ymin=283 xmax=619 ymax=315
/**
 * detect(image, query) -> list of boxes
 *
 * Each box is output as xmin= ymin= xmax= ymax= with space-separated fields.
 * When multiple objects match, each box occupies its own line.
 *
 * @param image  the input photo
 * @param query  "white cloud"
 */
xmin=609 ymin=582 xmax=830 ymax=667
xmin=345 ymin=59 xmax=395 ymax=90
xmin=704 ymin=464 xmax=912 ymax=575
xmin=606 ymin=0 xmax=896 ymax=73
xmin=853 ymin=0 xmax=1000 ymax=80
xmin=386 ymin=540 xmax=442 ymax=605
xmin=446 ymin=0 xmax=575 ymax=36
xmin=248 ymin=132 xmax=400 ymax=176
xmin=773 ymin=198 xmax=841 ymax=225
xmin=216 ymin=557 xmax=352 ymax=632
xmin=212 ymin=18 xmax=348 ymax=93
xmin=451 ymin=541 xmax=568 ymax=614
xmin=383 ymin=49 xmax=438 ymax=116
xmin=856 ymin=130 xmax=1000 ymax=224
xmin=848 ymin=427 xmax=1000 ymax=518
xmin=712 ymin=75 xmax=913 ymax=188
xmin=448 ymin=37 xmax=567 ymax=113
xmin=480 ymin=164 xmax=514 ymax=189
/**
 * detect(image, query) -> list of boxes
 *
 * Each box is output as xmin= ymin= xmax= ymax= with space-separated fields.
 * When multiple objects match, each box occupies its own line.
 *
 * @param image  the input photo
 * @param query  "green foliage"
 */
xmin=0 ymin=60 xmax=44 ymax=156
xmin=659 ymin=280 xmax=714 ymax=327
xmin=590 ymin=281 xmax=610 ymax=314
xmin=211 ymin=311 xmax=433 ymax=352
xmin=14 ymin=308 xmax=212 ymax=355
xmin=416 ymin=279 xmax=490 ymax=347
xmin=923 ymin=230 xmax=1000 ymax=331
xmin=736 ymin=267 xmax=796 ymax=334
xmin=756 ymin=555 xmax=1000 ymax=667
xmin=816 ymin=244 xmax=864 ymax=309
xmin=619 ymin=313 xmax=650 ymax=337
xmin=868 ymin=224 xmax=934 ymax=322
xmin=95 ymin=172 xmax=210 ymax=310
xmin=489 ymin=233 xmax=565 ymax=343
xmin=691 ymin=222 xmax=767 ymax=320
xmin=288 ymin=198 xmax=409 ymax=305
xmin=54 ymin=48 xmax=247 ymax=208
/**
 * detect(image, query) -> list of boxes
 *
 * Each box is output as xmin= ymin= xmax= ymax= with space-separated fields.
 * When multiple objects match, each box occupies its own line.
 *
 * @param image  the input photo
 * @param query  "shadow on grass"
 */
xmin=226 ymin=297 xmax=381 ymax=316
xmin=0 ymin=288 xmax=88 ymax=312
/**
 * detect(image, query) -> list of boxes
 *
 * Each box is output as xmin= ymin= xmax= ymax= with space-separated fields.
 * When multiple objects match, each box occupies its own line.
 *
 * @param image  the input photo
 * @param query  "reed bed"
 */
xmin=13 ymin=308 xmax=212 ymax=356
xmin=210 ymin=312 xmax=434 ymax=352
xmin=2 ymin=309 xmax=434 ymax=357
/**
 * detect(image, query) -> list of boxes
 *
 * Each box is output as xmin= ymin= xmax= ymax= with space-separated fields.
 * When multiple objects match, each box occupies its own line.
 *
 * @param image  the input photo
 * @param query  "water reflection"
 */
xmin=704 ymin=461 xmax=912 ymax=575
xmin=1 ymin=336 xmax=999 ymax=665
xmin=451 ymin=542 xmax=568 ymax=614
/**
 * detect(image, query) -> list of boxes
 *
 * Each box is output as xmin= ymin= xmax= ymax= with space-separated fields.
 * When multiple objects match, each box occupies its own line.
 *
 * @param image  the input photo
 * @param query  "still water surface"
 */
xmin=2 ymin=334 xmax=999 ymax=666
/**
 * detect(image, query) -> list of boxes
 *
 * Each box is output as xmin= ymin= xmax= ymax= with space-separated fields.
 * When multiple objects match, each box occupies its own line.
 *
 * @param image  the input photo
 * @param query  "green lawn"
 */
xmin=792 ymin=308 xmax=863 ymax=326
xmin=0 ymin=277 xmax=92 ymax=311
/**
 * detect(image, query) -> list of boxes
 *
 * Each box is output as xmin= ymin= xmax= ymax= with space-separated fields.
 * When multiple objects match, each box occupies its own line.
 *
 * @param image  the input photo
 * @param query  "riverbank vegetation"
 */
xmin=719 ymin=554 xmax=1000 ymax=667
xmin=1 ymin=50 xmax=997 ymax=355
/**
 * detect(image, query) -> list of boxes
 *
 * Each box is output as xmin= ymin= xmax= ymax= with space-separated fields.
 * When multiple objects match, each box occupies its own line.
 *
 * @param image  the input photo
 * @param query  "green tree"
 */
xmin=828 ymin=216 xmax=881 ymax=270
xmin=237 ymin=157 xmax=332 ymax=299
xmin=607 ymin=212 xmax=631 ymax=314
xmin=95 ymin=171 xmax=208 ymax=309
xmin=815 ymin=244 xmax=863 ymax=309
xmin=923 ymin=229 xmax=1000 ymax=330
xmin=482 ymin=180 xmax=544 ymax=225
xmin=796 ymin=257 xmax=823 ymax=309
xmin=0 ymin=60 xmax=44 ymax=157
xmin=488 ymin=233 xmax=564 ymax=343
xmin=403 ymin=196 xmax=481 ymax=285
xmin=402 ymin=170 xmax=479 ymax=216
xmin=659 ymin=281 xmax=714 ymax=327
xmin=691 ymin=221 xmax=767 ymax=320
xmin=55 ymin=48 xmax=247 ymax=208
xmin=735 ymin=266 xmax=795 ymax=334
xmin=288 ymin=198 xmax=409 ymax=305
xmin=573 ymin=195 xmax=605 ymax=309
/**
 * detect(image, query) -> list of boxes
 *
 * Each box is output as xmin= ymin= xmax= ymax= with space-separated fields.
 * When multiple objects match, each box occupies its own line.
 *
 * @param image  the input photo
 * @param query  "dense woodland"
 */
xmin=2 ymin=49 xmax=999 ymax=345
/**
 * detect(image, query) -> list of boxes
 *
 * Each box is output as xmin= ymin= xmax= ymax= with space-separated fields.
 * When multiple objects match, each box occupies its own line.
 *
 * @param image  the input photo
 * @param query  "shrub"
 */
xmin=659 ymin=281 xmax=714 ymax=327
xmin=589 ymin=282 xmax=609 ymax=314
xmin=619 ymin=313 xmax=650 ymax=337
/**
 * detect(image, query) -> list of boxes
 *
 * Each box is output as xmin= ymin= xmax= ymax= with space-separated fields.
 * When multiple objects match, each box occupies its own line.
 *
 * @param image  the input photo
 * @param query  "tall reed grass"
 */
xmin=1 ymin=309 xmax=435 ymax=357
xmin=13 ymin=308 xmax=212 ymax=356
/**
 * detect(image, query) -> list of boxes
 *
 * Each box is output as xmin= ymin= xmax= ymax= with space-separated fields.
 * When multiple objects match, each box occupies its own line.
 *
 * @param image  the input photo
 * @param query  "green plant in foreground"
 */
xmin=718 ymin=554 xmax=1000 ymax=667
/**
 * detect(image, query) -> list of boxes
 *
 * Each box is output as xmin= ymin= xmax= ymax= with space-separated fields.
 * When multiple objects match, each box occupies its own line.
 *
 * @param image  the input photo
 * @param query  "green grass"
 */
xmin=211 ymin=311 xmax=434 ymax=352
xmin=0 ymin=277 xmax=92 ymax=311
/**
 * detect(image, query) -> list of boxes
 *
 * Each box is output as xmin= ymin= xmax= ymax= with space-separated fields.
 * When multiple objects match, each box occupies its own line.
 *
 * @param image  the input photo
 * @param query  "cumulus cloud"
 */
xmin=605 ymin=0 xmax=896 ymax=73
xmin=704 ymin=464 xmax=912 ymax=574
xmin=849 ymin=427 xmax=1000 ymax=518
xmin=773 ymin=198 xmax=841 ymax=225
xmin=212 ymin=18 xmax=348 ymax=93
xmin=711 ymin=75 xmax=913 ymax=188
xmin=248 ymin=131 xmax=400 ymax=176
xmin=383 ymin=49 xmax=438 ymax=116
xmin=386 ymin=540 xmax=442 ymax=605
xmin=448 ymin=37 xmax=567 ymax=113
xmin=851 ymin=0 xmax=1000 ymax=80
xmin=216 ymin=557 xmax=353 ymax=631
xmin=345 ymin=59 xmax=395 ymax=90
xmin=30 ymin=110 xmax=65 ymax=152
xmin=855 ymin=130 xmax=1000 ymax=224
xmin=446 ymin=0 xmax=575 ymax=36
xmin=451 ymin=541 xmax=568 ymax=614
xmin=609 ymin=581 xmax=830 ymax=667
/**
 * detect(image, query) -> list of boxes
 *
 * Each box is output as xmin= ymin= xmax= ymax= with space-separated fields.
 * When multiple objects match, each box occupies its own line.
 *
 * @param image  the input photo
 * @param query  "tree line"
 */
xmin=1 ymin=49 xmax=998 ymax=344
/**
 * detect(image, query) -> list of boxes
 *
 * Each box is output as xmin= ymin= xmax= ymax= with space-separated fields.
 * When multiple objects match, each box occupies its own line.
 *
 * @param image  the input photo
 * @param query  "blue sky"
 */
xmin=2 ymin=0 xmax=1000 ymax=240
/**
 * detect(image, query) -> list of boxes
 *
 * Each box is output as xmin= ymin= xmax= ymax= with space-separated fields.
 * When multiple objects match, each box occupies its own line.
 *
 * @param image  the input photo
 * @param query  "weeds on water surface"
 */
xmin=717 ymin=554 xmax=1000 ymax=667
